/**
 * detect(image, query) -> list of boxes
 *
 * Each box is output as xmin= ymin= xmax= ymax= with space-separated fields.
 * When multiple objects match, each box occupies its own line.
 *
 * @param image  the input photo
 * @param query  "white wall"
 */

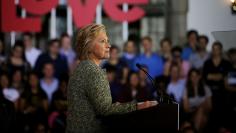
xmin=187 ymin=0 xmax=236 ymax=51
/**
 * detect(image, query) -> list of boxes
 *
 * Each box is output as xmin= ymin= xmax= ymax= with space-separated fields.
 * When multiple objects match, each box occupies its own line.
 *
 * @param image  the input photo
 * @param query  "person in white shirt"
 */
xmin=189 ymin=35 xmax=209 ymax=69
xmin=0 ymin=73 xmax=20 ymax=109
xmin=40 ymin=62 xmax=59 ymax=104
xmin=167 ymin=63 xmax=186 ymax=103
xmin=59 ymin=33 xmax=76 ymax=72
xmin=23 ymin=32 xmax=41 ymax=68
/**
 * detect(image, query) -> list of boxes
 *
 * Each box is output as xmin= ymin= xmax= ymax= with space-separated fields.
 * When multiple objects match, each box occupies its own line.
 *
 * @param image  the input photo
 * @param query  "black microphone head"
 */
xmin=136 ymin=63 xmax=141 ymax=69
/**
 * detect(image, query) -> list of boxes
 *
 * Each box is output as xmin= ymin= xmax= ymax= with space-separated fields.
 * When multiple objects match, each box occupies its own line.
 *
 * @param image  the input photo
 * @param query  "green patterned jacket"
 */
xmin=66 ymin=60 xmax=137 ymax=133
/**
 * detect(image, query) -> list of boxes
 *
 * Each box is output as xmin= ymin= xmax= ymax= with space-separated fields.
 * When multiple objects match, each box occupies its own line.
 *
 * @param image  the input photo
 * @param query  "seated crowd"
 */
xmin=0 ymin=30 xmax=236 ymax=133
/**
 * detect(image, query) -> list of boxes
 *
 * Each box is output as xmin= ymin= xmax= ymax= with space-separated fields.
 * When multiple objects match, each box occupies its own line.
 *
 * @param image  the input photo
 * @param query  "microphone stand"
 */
xmin=136 ymin=64 xmax=176 ymax=104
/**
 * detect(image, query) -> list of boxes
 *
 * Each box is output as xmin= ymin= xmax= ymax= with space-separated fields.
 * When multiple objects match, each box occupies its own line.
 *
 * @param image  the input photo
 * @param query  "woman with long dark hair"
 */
xmin=6 ymin=40 xmax=31 ymax=80
xmin=183 ymin=68 xmax=212 ymax=132
xmin=19 ymin=72 xmax=48 ymax=132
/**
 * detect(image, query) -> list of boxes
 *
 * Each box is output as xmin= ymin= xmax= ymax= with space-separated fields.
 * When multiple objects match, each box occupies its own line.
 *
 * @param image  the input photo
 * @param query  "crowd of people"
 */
xmin=0 ymin=29 xmax=236 ymax=133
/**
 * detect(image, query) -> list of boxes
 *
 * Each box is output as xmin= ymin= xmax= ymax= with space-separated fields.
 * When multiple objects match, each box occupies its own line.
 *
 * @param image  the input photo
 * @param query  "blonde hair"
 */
xmin=76 ymin=23 xmax=106 ymax=60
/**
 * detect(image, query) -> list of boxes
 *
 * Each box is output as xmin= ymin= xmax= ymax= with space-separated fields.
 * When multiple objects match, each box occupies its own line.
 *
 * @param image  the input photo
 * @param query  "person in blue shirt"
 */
xmin=159 ymin=37 xmax=172 ymax=63
xmin=189 ymin=35 xmax=210 ymax=69
xmin=120 ymin=40 xmax=138 ymax=72
xmin=34 ymin=39 xmax=69 ymax=79
xmin=182 ymin=30 xmax=199 ymax=61
xmin=134 ymin=36 xmax=164 ymax=78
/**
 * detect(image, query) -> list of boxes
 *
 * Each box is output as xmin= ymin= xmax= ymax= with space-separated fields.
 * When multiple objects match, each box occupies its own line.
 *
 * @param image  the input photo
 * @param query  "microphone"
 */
xmin=136 ymin=63 xmax=175 ymax=104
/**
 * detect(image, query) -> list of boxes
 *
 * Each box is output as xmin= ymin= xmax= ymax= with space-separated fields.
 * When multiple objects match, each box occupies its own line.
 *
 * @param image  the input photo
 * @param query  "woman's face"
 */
xmin=29 ymin=74 xmax=39 ymax=87
xmin=13 ymin=46 xmax=23 ymax=58
xmin=161 ymin=41 xmax=172 ymax=53
xmin=0 ymin=75 xmax=9 ymax=88
xmin=125 ymin=41 xmax=135 ymax=54
xmin=172 ymin=51 xmax=181 ymax=63
xmin=170 ymin=66 xmax=180 ymax=80
xmin=13 ymin=70 xmax=22 ymax=82
xmin=190 ymin=71 xmax=200 ymax=85
xmin=130 ymin=73 xmax=139 ymax=88
xmin=90 ymin=31 xmax=110 ymax=60
xmin=212 ymin=45 xmax=222 ymax=57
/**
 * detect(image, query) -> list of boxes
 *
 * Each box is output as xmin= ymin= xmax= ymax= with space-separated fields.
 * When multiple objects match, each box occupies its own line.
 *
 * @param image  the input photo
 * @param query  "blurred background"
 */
xmin=0 ymin=0 xmax=236 ymax=133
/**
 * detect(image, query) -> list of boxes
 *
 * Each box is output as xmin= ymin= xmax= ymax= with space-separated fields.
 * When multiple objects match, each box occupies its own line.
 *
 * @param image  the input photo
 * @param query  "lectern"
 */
xmin=101 ymin=103 xmax=179 ymax=132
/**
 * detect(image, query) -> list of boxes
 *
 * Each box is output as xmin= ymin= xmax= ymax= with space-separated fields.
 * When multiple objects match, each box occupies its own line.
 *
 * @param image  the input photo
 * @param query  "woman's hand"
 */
xmin=137 ymin=101 xmax=158 ymax=110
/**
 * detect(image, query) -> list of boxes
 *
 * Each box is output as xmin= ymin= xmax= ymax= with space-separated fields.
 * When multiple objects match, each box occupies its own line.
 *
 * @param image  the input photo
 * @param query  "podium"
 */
xmin=101 ymin=103 xmax=179 ymax=132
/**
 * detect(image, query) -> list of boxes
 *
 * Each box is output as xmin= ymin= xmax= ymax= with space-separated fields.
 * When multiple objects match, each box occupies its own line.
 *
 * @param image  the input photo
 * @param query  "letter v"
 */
xmin=68 ymin=0 xmax=99 ymax=28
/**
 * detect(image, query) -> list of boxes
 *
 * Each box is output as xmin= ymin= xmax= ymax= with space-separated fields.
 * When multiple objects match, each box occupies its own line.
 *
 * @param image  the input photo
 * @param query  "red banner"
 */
xmin=0 ymin=0 xmax=149 ymax=32
xmin=1 ymin=0 xmax=41 ymax=32
xmin=104 ymin=0 xmax=148 ymax=22
xmin=19 ymin=0 xmax=58 ymax=15
xmin=68 ymin=0 xmax=99 ymax=28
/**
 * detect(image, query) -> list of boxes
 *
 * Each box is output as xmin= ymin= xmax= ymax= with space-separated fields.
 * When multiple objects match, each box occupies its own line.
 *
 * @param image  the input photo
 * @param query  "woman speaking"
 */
xmin=66 ymin=24 xmax=157 ymax=132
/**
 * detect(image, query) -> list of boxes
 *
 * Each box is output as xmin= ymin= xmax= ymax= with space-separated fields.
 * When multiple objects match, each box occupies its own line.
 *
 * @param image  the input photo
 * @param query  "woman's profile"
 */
xmin=66 ymin=24 xmax=157 ymax=132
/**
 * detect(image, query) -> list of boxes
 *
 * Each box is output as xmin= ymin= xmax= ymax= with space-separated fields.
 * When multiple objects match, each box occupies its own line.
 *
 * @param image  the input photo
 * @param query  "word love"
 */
xmin=1 ymin=0 xmax=148 ymax=32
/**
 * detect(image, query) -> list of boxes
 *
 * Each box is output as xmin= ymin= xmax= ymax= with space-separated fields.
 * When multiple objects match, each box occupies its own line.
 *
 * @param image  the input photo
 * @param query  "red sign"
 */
xmin=1 ymin=0 xmax=148 ymax=32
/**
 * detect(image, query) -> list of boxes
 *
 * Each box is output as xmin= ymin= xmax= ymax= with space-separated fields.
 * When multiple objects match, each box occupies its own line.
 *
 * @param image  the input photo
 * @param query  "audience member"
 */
xmin=224 ymin=48 xmax=236 ymax=132
xmin=106 ymin=65 xmax=124 ymax=103
xmin=183 ymin=68 xmax=212 ymax=132
xmin=51 ymin=77 xmax=68 ymax=112
xmin=19 ymin=72 xmax=48 ymax=132
xmin=0 ymin=89 xmax=16 ymax=133
xmin=6 ymin=40 xmax=31 ymax=78
xmin=189 ymin=35 xmax=210 ymax=69
xmin=23 ymin=32 xmax=41 ymax=68
xmin=159 ymin=37 xmax=172 ymax=63
xmin=59 ymin=33 xmax=76 ymax=72
xmin=164 ymin=46 xmax=190 ymax=78
xmin=49 ymin=77 xmax=68 ymax=133
xmin=119 ymin=72 xmax=152 ymax=102
xmin=134 ymin=36 xmax=164 ymax=78
xmin=155 ymin=75 xmax=170 ymax=103
xmin=11 ymin=70 xmax=25 ymax=94
xmin=102 ymin=45 xmax=129 ymax=85
xmin=166 ymin=63 xmax=186 ymax=103
xmin=34 ymin=39 xmax=68 ymax=79
xmin=203 ymin=41 xmax=231 ymax=132
xmin=0 ymin=73 xmax=20 ymax=110
xmin=40 ymin=63 xmax=59 ymax=104
xmin=121 ymin=40 xmax=138 ymax=71
xmin=182 ymin=30 xmax=198 ymax=61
